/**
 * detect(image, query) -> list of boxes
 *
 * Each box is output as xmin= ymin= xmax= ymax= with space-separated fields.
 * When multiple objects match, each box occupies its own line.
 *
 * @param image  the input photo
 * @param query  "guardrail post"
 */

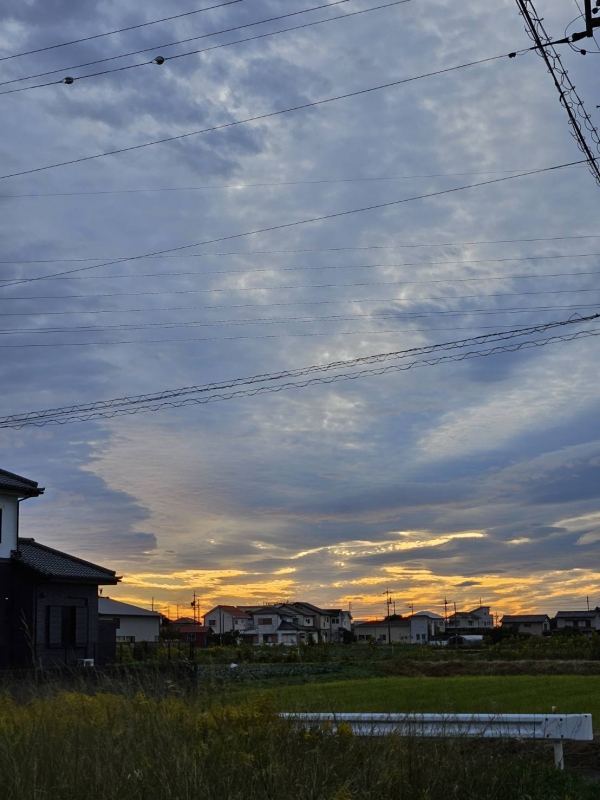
xmin=554 ymin=742 xmax=564 ymax=770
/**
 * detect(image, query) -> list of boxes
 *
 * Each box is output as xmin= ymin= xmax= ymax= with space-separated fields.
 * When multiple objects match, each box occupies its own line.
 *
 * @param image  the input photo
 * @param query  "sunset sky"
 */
xmin=1 ymin=0 xmax=599 ymax=621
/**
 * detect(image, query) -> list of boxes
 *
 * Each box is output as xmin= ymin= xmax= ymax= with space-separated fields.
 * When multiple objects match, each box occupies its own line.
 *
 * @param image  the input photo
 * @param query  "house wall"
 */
xmin=556 ymin=614 xmax=600 ymax=631
xmin=354 ymin=624 xmax=410 ymax=643
xmin=101 ymin=614 xmax=159 ymax=642
xmin=0 ymin=494 xmax=19 ymax=560
xmin=33 ymin=582 xmax=99 ymax=667
xmin=409 ymin=616 xmax=430 ymax=643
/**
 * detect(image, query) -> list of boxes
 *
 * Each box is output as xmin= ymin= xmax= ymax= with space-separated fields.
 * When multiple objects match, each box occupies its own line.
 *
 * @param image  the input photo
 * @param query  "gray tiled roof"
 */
xmin=501 ymin=615 xmax=549 ymax=623
xmin=99 ymin=598 xmax=160 ymax=617
xmin=13 ymin=539 xmax=117 ymax=583
xmin=0 ymin=468 xmax=44 ymax=497
xmin=556 ymin=610 xmax=599 ymax=619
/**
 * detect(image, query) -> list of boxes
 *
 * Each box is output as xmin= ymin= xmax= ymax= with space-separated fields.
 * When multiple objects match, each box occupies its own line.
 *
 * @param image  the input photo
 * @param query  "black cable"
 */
xmin=0 ymin=159 xmax=583 ymax=290
xmin=0 ymin=1 xmax=412 ymax=97
xmin=1 ymin=232 xmax=599 ymax=266
xmin=2 ymin=315 xmax=594 ymax=423
xmin=0 ymin=316 xmax=597 ymax=350
xmin=2 ymin=268 xmax=598 ymax=303
xmin=0 ymin=0 xmax=353 ymax=89
xmin=2 ymin=166 xmax=577 ymax=198
xmin=1 ymin=316 xmax=597 ymax=425
xmin=4 ymin=298 xmax=600 ymax=335
xmin=0 ymin=0 xmax=243 ymax=63
xmin=0 ymin=49 xmax=527 ymax=182
xmin=2 ymin=252 xmax=600 ymax=287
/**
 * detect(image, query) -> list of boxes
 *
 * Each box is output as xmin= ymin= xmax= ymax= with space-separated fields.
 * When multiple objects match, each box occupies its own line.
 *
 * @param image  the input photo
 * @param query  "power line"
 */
xmin=0 ymin=48 xmax=526 ymax=182
xmin=3 ymin=252 xmax=600 ymax=287
xmin=0 ymin=160 xmax=584 ymax=290
xmin=2 ymin=315 xmax=597 ymax=427
xmin=0 ymin=0 xmax=243 ymax=63
xmin=4 ymin=297 xmax=600 ymax=335
xmin=516 ymin=0 xmax=600 ymax=185
xmin=0 ymin=1 xmax=410 ymax=96
xmin=1 ymin=166 xmax=584 ymax=199
xmin=1 ymin=232 xmax=600 ymax=266
xmin=0 ymin=0 xmax=353 ymax=90
xmin=0 ymin=314 xmax=597 ymax=350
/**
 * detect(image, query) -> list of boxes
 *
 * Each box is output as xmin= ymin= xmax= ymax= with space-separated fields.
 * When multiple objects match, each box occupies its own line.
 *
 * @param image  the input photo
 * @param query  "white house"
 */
xmin=447 ymin=606 xmax=493 ymax=630
xmin=98 ymin=598 xmax=161 ymax=642
xmin=203 ymin=605 xmax=251 ymax=635
xmin=241 ymin=606 xmax=307 ymax=645
xmin=354 ymin=612 xmax=443 ymax=644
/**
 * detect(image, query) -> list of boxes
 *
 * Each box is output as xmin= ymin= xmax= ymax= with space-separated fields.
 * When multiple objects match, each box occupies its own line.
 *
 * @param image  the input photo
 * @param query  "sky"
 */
xmin=1 ymin=0 xmax=600 ymax=621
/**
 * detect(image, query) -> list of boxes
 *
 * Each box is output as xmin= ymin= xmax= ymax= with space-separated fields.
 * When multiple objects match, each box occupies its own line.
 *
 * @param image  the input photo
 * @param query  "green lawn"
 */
xmin=272 ymin=675 xmax=600 ymax=726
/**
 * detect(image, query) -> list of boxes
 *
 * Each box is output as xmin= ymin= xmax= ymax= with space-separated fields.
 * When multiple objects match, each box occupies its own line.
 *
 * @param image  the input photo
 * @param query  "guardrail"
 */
xmin=280 ymin=712 xmax=594 ymax=768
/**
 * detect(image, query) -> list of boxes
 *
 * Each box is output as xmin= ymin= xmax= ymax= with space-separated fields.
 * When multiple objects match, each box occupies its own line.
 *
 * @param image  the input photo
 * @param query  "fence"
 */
xmin=281 ymin=712 xmax=594 ymax=769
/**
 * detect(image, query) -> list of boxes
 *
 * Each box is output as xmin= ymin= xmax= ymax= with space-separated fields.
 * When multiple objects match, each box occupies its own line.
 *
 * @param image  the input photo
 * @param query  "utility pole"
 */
xmin=515 ymin=0 xmax=600 ymax=185
xmin=443 ymin=598 xmax=449 ymax=623
xmin=587 ymin=596 xmax=590 ymax=611
xmin=383 ymin=588 xmax=393 ymax=645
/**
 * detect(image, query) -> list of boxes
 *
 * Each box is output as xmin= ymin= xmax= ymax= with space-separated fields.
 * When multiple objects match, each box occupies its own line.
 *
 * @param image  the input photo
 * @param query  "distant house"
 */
xmin=203 ymin=605 xmax=251 ymax=636
xmin=0 ymin=468 xmax=119 ymax=667
xmin=241 ymin=606 xmax=305 ymax=645
xmin=555 ymin=609 xmax=600 ymax=635
xmin=447 ymin=606 xmax=493 ymax=631
xmin=170 ymin=617 xmax=212 ymax=647
xmin=354 ymin=612 xmax=444 ymax=644
xmin=501 ymin=614 xmax=550 ymax=636
xmin=98 ymin=598 xmax=161 ymax=642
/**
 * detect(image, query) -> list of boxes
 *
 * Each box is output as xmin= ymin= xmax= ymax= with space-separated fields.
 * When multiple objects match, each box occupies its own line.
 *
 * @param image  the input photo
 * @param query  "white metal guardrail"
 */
xmin=280 ymin=712 xmax=594 ymax=768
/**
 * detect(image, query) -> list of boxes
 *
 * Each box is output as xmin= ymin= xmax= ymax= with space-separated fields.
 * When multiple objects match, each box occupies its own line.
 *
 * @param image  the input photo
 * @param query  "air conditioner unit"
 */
xmin=77 ymin=658 xmax=94 ymax=667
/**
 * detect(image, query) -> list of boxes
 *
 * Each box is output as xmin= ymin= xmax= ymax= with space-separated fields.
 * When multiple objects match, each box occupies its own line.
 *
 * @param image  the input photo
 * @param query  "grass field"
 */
xmin=272 ymin=675 xmax=600 ymax=724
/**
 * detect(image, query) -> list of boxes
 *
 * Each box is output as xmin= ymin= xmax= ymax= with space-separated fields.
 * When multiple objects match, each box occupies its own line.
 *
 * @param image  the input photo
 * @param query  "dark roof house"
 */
xmin=0 ymin=468 xmax=119 ymax=668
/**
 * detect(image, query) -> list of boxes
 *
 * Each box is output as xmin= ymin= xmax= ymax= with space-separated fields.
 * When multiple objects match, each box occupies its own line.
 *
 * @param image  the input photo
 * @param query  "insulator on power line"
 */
xmin=154 ymin=56 xmax=165 ymax=65
xmin=63 ymin=76 xmax=74 ymax=84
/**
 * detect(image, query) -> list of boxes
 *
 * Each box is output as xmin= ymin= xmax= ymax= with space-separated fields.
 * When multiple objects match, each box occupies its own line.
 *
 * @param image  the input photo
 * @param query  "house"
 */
xmin=203 ymin=605 xmax=251 ymax=636
xmin=325 ymin=608 xmax=353 ymax=642
xmin=170 ymin=617 xmax=212 ymax=647
xmin=353 ymin=612 xmax=443 ymax=644
xmin=555 ymin=609 xmax=600 ymax=635
xmin=500 ymin=614 xmax=550 ymax=636
xmin=353 ymin=619 xmax=411 ymax=643
xmin=447 ymin=606 xmax=493 ymax=631
xmin=241 ymin=606 xmax=308 ymax=645
xmin=0 ymin=468 xmax=119 ymax=667
xmin=98 ymin=598 xmax=161 ymax=642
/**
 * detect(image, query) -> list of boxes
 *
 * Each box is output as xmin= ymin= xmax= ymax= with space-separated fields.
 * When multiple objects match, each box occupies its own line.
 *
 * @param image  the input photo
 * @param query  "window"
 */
xmin=262 ymin=634 xmax=277 ymax=643
xmin=292 ymin=617 xmax=299 ymax=623
xmin=186 ymin=633 xmax=196 ymax=643
xmin=117 ymin=635 xmax=135 ymax=643
xmin=258 ymin=618 xmax=273 ymax=625
xmin=47 ymin=605 xmax=88 ymax=646
xmin=304 ymin=618 xmax=311 ymax=625
xmin=524 ymin=623 xmax=531 ymax=628
xmin=208 ymin=619 xmax=216 ymax=626
xmin=380 ymin=634 xmax=387 ymax=641
xmin=332 ymin=618 xmax=339 ymax=624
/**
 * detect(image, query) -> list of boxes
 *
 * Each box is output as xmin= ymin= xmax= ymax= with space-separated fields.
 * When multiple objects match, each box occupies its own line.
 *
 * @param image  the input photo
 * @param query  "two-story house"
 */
xmin=0 ymin=468 xmax=119 ymax=667
xmin=447 ymin=605 xmax=493 ymax=631
xmin=203 ymin=605 xmax=251 ymax=636
xmin=241 ymin=606 xmax=306 ymax=645
xmin=555 ymin=609 xmax=600 ymax=635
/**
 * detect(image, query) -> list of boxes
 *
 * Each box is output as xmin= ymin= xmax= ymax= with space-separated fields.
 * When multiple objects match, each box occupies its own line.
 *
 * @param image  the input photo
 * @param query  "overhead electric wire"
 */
xmin=516 ymin=0 xmax=600 ymax=185
xmin=0 ymin=0 xmax=354 ymax=89
xmin=2 ymin=232 xmax=600 ymax=266
xmin=0 ymin=1 xmax=411 ymax=96
xmin=1 ymin=314 xmax=597 ymax=427
xmin=2 ymin=166 xmax=586 ymax=198
xmin=3 ymin=252 xmax=600 ymax=287
xmin=0 ymin=48 xmax=528 ymax=182
xmin=4 ymin=298 xmax=600 ymax=335
xmin=0 ymin=0 xmax=243 ymax=63
xmin=0 ymin=159 xmax=585 ymax=291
